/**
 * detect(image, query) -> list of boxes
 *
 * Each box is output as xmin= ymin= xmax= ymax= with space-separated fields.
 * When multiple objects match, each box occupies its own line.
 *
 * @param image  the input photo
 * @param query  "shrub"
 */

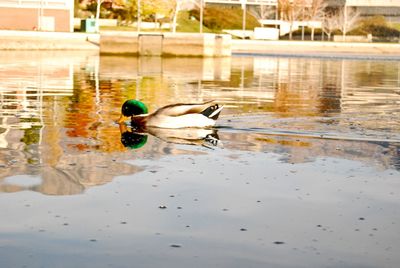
xmin=353 ymin=16 xmax=400 ymax=37
xmin=360 ymin=16 xmax=387 ymax=28
xmin=347 ymin=28 xmax=368 ymax=35
xmin=365 ymin=25 xmax=400 ymax=37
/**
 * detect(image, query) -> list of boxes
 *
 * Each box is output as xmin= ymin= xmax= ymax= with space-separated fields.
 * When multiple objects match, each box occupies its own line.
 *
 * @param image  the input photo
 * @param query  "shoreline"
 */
xmin=233 ymin=51 xmax=400 ymax=60
xmin=231 ymin=39 xmax=400 ymax=58
xmin=1 ymin=30 xmax=400 ymax=58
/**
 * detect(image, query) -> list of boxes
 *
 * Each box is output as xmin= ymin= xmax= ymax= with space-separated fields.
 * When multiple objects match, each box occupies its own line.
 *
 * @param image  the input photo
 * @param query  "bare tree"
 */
xmin=171 ymin=0 xmax=187 ymax=33
xmin=279 ymin=0 xmax=305 ymax=40
xmin=95 ymin=0 xmax=105 ymax=32
xmin=337 ymin=6 xmax=360 ymax=39
xmin=306 ymin=0 xmax=327 ymax=40
xmin=322 ymin=13 xmax=339 ymax=40
xmin=249 ymin=4 xmax=276 ymax=26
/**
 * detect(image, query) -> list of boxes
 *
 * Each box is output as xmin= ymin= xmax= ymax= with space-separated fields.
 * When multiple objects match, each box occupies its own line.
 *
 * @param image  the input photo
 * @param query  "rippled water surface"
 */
xmin=0 ymin=51 xmax=399 ymax=267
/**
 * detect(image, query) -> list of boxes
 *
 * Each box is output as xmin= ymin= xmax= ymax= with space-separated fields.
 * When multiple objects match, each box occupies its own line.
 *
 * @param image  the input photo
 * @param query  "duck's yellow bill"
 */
xmin=117 ymin=114 xmax=129 ymax=124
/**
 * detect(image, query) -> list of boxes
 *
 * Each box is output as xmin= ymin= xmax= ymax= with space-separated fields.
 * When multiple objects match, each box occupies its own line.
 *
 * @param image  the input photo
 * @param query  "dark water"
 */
xmin=0 ymin=51 xmax=399 ymax=267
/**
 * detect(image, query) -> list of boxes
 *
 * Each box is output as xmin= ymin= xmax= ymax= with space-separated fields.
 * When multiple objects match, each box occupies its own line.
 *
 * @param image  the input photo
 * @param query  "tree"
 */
xmin=141 ymin=0 xmax=175 ymax=27
xmin=322 ymin=12 xmax=338 ymax=40
xmin=279 ymin=0 xmax=305 ymax=40
xmin=122 ymin=0 xmax=138 ymax=25
xmin=249 ymin=4 xmax=276 ymax=25
xmin=95 ymin=0 xmax=104 ymax=32
xmin=171 ymin=0 xmax=190 ymax=33
xmin=306 ymin=0 xmax=327 ymax=40
xmin=337 ymin=6 xmax=360 ymax=39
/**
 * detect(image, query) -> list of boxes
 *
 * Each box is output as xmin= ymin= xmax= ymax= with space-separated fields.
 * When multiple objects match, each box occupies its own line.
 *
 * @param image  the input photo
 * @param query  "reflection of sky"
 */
xmin=0 ymin=150 xmax=399 ymax=267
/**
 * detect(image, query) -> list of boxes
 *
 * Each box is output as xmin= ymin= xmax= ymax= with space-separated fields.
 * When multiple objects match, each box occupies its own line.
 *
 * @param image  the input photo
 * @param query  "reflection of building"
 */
xmin=0 ymin=51 xmax=75 ymax=133
xmin=100 ymin=56 xmax=232 ymax=81
xmin=0 ymin=0 xmax=74 ymax=31
xmin=99 ymin=56 xmax=232 ymax=111
xmin=218 ymin=56 xmax=400 ymax=122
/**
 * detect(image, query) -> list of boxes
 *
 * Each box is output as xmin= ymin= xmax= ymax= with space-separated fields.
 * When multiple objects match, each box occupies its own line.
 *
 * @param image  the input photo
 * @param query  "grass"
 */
xmin=189 ymin=6 xmax=260 ymax=31
xmin=100 ymin=25 xmax=137 ymax=31
xmin=175 ymin=11 xmax=213 ymax=33
xmin=99 ymin=11 xmax=213 ymax=33
xmin=389 ymin=23 xmax=400 ymax=31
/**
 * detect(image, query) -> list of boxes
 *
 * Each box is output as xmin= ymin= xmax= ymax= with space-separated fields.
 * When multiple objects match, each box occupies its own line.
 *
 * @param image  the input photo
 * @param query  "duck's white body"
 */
xmin=131 ymin=101 xmax=224 ymax=129
xmin=145 ymin=113 xmax=216 ymax=128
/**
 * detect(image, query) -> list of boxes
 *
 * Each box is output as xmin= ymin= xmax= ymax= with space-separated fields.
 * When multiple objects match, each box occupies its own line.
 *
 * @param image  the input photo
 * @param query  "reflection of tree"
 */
xmin=352 ymin=61 xmax=397 ymax=87
xmin=273 ymin=58 xmax=324 ymax=117
xmin=319 ymin=61 xmax=342 ymax=114
xmin=65 ymin=66 xmax=129 ymax=153
xmin=20 ymin=120 xmax=41 ymax=146
xmin=66 ymin=74 xmax=97 ymax=139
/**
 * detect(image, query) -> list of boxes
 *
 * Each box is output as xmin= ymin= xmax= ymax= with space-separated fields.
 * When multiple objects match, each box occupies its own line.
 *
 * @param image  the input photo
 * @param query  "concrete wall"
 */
xmin=254 ymin=28 xmax=279 ymax=40
xmin=231 ymin=39 xmax=400 ymax=57
xmin=0 ymin=31 xmax=99 ymax=50
xmin=100 ymin=32 xmax=232 ymax=57
xmin=101 ymin=32 xmax=139 ymax=55
xmin=333 ymin=35 xmax=372 ymax=42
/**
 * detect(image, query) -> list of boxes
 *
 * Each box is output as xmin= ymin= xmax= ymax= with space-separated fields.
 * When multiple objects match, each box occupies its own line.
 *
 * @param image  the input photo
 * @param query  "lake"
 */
xmin=0 ymin=51 xmax=399 ymax=268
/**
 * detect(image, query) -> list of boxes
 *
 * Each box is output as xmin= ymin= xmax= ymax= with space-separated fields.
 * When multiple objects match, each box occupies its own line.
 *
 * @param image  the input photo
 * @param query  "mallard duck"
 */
xmin=118 ymin=100 xmax=223 ymax=129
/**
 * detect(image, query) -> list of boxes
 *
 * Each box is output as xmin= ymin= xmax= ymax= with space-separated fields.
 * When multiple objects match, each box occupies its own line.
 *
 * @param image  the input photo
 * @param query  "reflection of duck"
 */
xmin=146 ymin=127 xmax=220 ymax=147
xmin=118 ymin=100 xmax=223 ymax=129
xmin=119 ymin=124 xmax=148 ymax=149
xmin=119 ymin=124 xmax=220 ymax=149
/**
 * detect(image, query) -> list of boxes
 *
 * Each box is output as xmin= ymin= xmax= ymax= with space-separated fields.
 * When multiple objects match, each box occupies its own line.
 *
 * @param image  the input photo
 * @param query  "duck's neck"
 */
xmin=131 ymin=115 xmax=148 ymax=130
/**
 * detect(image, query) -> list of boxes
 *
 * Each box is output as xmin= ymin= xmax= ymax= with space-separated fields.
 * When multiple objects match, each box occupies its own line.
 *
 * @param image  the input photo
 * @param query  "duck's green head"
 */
xmin=118 ymin=99 xmax=148 ymax=123
xmin=122 ymin=99 xmax=148 ymax=116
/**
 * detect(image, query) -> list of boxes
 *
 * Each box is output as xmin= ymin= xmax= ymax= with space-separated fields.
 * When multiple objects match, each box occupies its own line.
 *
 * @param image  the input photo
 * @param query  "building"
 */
xmin=326 ymin=0 xmax=400 ymax=22
xmin=0 ymin=0 xmax=74 ymax=32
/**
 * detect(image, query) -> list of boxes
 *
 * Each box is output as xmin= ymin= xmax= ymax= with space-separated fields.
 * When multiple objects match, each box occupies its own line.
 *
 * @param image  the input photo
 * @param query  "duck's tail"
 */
xmin=201 ymin=104 xmax=224 ymax=120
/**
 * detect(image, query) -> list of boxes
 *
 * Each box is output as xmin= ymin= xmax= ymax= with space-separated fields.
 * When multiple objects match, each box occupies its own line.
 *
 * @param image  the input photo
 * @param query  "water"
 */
xmin=0 ymin=51 xmax=399 ymax=267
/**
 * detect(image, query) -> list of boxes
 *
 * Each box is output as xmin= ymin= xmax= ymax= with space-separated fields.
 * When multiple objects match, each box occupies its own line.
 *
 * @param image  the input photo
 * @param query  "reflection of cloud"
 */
xmin=0 ymin=151 xmax=143 ymax=195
